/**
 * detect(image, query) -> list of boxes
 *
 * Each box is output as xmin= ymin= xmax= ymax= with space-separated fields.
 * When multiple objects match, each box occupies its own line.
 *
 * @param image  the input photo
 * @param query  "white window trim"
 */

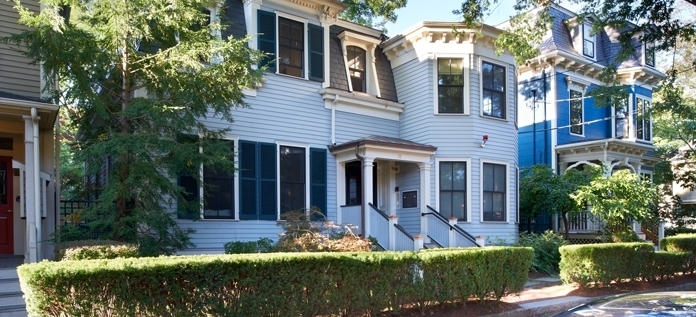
xmin=479 ymin=159 xmax=510 ymax=223
xmin=194 ymin=136 xmax=239 ymax=221
xmin=276 ymin=141 xmax=311 ymax=219
xmin=338 ymin=30 xmax=382 ymax=97
xmin=432 ymin=54 xmax=470 ymax=116
xmin=582 ymin=24 xmax=596 ymax=61
xmin=568 ymin=88 xmax=585 ymax=137
xmin=479 ymin=57 xmax=508 ymax=121
xmin=643 ymin=42 xmax=656 ymax=68
xmin=434 ymin=158 xmax=472 ymax=223
xmin=635 ymin=94 xmax=653 ymax=142
xmin=275 ymin=11 xmax=309 ymax=80
xmin=401 ymin=189 xmax=419 ymax=209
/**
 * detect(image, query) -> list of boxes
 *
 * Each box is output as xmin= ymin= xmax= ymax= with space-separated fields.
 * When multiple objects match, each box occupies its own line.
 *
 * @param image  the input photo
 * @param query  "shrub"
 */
xmin=661 ymin=234 xmax=696 ymax=253
xmin=18 ymin=247 xmax=533 ymax=317
xmin=223 ymin=238 xmax=274 ymax=254
xmin=559 ymin=242 xmax=655 ymax=288
xmin=665 ymin=227 xmax=696 ymax=237
xmin=516 ymin=230 xmax=566 ymax=275
xmin=275 ymin=208 xmax=372 ymax=252
xmin=55 ymin=240 xmax=139 ymax=261
xmin=644 ymin=251 xmax=693 ymax=281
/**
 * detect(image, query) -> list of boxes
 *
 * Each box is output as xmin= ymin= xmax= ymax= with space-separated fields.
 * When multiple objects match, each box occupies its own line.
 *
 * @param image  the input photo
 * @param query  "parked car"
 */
xmin=556 ymin=292 xmax=696 ymax=316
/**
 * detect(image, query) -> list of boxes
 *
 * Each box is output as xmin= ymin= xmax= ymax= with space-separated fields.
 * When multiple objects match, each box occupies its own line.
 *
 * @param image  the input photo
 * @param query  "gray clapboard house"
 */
xmin=172 ymin=0 xmax=521 ymax=253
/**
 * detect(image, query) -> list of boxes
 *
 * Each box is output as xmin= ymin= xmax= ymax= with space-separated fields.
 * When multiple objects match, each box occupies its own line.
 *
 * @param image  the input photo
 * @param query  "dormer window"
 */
xmin=338 ymin=30 xmax=382 ymax=96
xmin=347 ymin=46 xmax=366 ymax=93
xmin=644 ymin=42 xmax=655 ymax=67
xmin=583 ymin=24 xmax=595 ymax=59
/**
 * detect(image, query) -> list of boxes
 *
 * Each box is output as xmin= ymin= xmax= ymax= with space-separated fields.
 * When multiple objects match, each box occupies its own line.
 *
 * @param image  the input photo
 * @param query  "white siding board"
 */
xmin=0 ymin=0 xmax=40 ymax=98
xmin=393 ymin=58 xmax=431 ymax=144
xmin=334 ymin=111 xmax=399 ymax=144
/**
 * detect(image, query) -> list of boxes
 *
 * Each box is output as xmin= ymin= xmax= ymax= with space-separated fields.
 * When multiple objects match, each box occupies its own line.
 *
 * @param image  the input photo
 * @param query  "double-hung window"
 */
xmin=569 ymin=90 xmax=583 ymax=135
xmin=280 ymin=146 xmax=306 ymax=214
xmin=345 ymin=161 xmax=362 ymax=205
xmin=257 ymin=10 xmax=324 ymax=81
xmin=482 ymin=163 xmax=506 ymax=222
xmin=636 ymin=97 xmax=652 ymax=141
xmin=439 ymin=161 xmax=467 ymax=221
xmin=437 ymin=58 xmax=464 ymax=113
xmin=645 ymin=42 xmax=655 ymax=67
xmin=583 ymin=24 xmax=595 ymax=58
xmin=347 ymin=46 xmax=366 ymax=93
xmin=178 ymin=139 xmax=235 ymax=220
xmin=482 ymin=61 xmax=506 ymax=119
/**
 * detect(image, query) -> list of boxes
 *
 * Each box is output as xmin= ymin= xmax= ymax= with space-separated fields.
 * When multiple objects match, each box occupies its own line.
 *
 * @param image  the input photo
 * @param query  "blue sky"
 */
xmin=382 ymin=0 xmax=519 ymax=36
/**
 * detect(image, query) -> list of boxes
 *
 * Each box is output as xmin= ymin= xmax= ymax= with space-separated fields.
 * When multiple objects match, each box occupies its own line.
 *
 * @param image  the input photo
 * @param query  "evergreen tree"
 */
xmin=4 ymin=0 xmax=265 ymax=255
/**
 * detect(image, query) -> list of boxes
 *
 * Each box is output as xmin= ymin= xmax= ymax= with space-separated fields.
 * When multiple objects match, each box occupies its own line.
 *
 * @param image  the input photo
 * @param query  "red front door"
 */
xmin=0 ymin=156 xmax=13 ymax=254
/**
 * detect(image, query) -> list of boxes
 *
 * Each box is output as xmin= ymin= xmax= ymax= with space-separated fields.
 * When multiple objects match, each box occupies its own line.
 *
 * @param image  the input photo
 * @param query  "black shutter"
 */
xmin=239 ymin=141 xmax=258 ymax=220
xmin=257 ymin=10 xmax=276 ymax=72
xmin=258 ymin=142 xmax=277 ymax=220
xmin=307 ymin=24 xmax=324 ymax=82
xmin=310 ymin=148 xmax=327 ymax=219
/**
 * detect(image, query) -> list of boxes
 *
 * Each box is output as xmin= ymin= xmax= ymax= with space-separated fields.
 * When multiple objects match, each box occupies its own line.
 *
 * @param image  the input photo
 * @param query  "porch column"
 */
xmin=23 ymin=114 xmax=40 ymax=263
xmin=418 ymin=162 xmax=431 ymax=236
xmin=363 ymin=157 xmax=374 ymax=238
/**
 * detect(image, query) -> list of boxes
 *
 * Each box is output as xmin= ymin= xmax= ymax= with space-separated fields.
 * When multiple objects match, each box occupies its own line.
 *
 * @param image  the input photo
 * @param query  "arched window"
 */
xmin=347 ymin=46 xmax=366 ymax=93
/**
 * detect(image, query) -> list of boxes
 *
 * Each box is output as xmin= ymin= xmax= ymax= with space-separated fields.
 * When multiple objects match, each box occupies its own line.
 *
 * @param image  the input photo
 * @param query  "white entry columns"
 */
xmin=362 ymin=157 xmax=375 ymax=238
xmin=418 ymin=162 xmax=431 ymax=235
xmin=22 ymin=109 xmax=41 ymax=263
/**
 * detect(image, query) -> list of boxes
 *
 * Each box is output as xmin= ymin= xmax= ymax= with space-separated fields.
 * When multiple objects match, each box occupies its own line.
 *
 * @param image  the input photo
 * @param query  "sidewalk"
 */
xmin=485 ymin=275 xmax=696 ymax=317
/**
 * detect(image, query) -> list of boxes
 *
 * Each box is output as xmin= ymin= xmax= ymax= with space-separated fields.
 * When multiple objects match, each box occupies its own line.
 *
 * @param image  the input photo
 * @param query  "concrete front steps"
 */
xmin=0 ymin=269 xmax=26 ymax=317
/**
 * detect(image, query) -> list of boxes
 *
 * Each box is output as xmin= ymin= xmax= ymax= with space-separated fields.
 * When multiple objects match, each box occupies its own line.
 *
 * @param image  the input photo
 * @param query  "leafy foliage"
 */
xmin=18 ymin=247 xmax=533 ymax=316
xmin=55 ymin=240 xmax=138 ymax=261
xmin=516 ymin=230 xmax=567 ymax=275
xmin=223 ymin=238 xmax=274 ymax=254
xmin=559 ymin=242 xmax=691 ymax=288
xmin=661 ymin=234 xmax=696 ymax=253
xmin=275 ymin=208 xmax=372 ymax=252
xmin=2 ymin=0 xmax=265 ymax=255
xmin=339 ymin=0 xmax=407 ymax=30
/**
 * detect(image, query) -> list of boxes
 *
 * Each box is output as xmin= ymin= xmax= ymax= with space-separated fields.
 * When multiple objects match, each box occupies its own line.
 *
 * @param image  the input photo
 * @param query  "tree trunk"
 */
xmin=114 ymin=43 xmax=132 ymax=241
xmin=562 ymin=212 xmax=570 ymax=240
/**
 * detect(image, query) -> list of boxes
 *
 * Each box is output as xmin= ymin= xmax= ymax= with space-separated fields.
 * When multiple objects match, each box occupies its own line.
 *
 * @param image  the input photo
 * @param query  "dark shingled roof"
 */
xmin=221 ymin=0 xmax=247 ymax=40
xmin=0 ymin=90 xmax=49 ymax=103
xmin=329 ymin=135 xmax=437 ymax=153
xmin=544 ymin=6 xmax=642 ymax=69
xmin=328 ymin=25 xmax=399 ymax=102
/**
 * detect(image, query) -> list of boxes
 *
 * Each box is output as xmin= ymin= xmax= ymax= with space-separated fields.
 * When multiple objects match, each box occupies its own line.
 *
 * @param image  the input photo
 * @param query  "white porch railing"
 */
xmin=424 ymin=212 xmax=450 ymax=247
xmin=341 ymin=205 xmax=362 ymax=235
xmin=394 ymin=223 xmax=416 ymax=251
xmin=562 ymin=211 xmax=604 ymax=233
xmin=423 ymin=206 xmax=480 ymax=248
xmin=368 ymin=203 xmax=390 ymax=250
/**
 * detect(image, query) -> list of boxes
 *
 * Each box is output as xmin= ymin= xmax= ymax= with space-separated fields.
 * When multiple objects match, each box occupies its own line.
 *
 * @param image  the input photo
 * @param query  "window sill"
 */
xmin=340 ymin=204 xmax=362 ymax=207
xmin=200 ymin=218 xmax=240 ymax=222
xmin=435 ymin=113 xmax=468 ymax=116
xmin=569 ymin=133 xmax=585 ymax=137
xmin=479 ymin=220 xmax=509 ymax=224
xmin=481 ymin=114 xmax=508 ymax=122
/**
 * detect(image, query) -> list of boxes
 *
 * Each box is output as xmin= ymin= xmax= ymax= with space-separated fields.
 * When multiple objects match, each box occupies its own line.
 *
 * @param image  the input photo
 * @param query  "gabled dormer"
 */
xmin=565 ymin=16 xmax=596 ymax=61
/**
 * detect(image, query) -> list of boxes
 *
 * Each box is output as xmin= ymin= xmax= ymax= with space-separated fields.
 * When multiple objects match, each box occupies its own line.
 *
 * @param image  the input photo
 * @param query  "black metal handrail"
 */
xmin=423 ymin=205 xmax=480 ymax=247
xmin=394 ymin=223 xmax=414 ymax=241
xmin=368 ymin=203 xmax=389 ymax=221
xmin=426 ymin=235 xmax=443 ymax=248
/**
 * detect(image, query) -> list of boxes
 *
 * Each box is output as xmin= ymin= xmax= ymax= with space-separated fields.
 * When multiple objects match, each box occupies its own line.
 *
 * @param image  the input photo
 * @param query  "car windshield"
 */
xmin=558 ymin=292 xmax=696 ymax=317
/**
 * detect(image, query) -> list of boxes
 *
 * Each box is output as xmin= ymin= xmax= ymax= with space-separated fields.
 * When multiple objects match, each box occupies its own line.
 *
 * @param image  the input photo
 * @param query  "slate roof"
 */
xmin=328 ymin=25 xmax=399 ymax=102
xmin=0 ymin=90 xmax=49 ymax=103
xmin=544 ymin=6 xmax=642 ymax=69
xmin=222 ymin=0 xmax=247 ymax=40
xmin=329 ymin=135 xmax=437 ymax=153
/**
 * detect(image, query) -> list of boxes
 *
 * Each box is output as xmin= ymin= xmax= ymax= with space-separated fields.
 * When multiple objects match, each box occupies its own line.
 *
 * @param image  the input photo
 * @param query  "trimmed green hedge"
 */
xmin=54 ymin=240 xmax=139 ymax=261
xmin=19 ymin=247 xmax=533 ymax=316
xmin=661 ymin=234 xmax=696 ymax=253
xmin=560 ymin=242 xmax=693 ymax=288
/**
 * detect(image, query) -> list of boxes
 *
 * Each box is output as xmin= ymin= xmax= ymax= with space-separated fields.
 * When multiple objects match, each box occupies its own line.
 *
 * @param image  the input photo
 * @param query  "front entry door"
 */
xmin=0 ymin=156 xmax=13 ymax=254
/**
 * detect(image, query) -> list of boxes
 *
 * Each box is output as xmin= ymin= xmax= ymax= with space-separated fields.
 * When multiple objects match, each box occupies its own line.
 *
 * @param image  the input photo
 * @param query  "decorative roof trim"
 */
xmin=337 ymin=30 xmax=382 ymax=46
xmin=320 ymin=88 xmax=404 ymax=121
xmin=264 ymin=0 xmax=346 ymax=19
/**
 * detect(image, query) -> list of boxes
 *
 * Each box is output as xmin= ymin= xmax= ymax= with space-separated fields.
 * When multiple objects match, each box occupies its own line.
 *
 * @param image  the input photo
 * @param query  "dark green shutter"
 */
xmin=257 ymin=10 xmax=276 ymax=72
xmin=307 ymin=24 xmax=324 ymax=82
xmin=258 ymin=143 xmax=277 ymax=220
xmin=310 ymin=148 xmax=327 ymax=219
xmin=239 ymin=141 xmax=258 ymax=220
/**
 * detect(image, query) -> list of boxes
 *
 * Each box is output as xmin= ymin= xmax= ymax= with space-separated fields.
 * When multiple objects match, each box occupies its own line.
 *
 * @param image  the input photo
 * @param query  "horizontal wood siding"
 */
xmin=393 ymin=58 xmax=431 ymax=144
xmin=556 ymin=73 xmax=613 ymax=145
xmin=395 ymin=162 xmax=420 ymax=235
xmin=180 ymin=74 xmax=337 ymax=250
xmin=334 ymin=111 xmax=399 ymax=144
xmin=0 ymin=0 xmax=40 ymax=98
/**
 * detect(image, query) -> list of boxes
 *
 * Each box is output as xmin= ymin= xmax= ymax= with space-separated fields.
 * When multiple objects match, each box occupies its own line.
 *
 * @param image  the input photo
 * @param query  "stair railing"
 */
xmin=422 ymin=206 xmax=480 ymax=248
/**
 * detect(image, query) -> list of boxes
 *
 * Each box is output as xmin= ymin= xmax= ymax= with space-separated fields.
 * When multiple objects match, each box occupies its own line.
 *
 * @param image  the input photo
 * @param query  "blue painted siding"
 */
xmin=518 ymin=73 xmax=552 ymax=167
xmin=395 ymin=162 xmax=421 ymax=235
xmin=556 ymin=74 xmax=613 ymax=145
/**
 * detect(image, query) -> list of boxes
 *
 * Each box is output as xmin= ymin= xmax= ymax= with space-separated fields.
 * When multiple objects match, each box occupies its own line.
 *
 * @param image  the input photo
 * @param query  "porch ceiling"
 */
xmin=556 ymin=139 xmax=661 ymax=166
xmin=0 ymin=96 xmax=58 ymax=132
xmin=330 ymin=135 xmax=437 ymax=163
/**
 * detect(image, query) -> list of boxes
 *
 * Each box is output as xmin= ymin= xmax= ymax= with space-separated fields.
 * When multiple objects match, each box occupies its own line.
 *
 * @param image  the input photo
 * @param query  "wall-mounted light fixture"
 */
xmin=480 ymin=135 xmax=489 ymax=147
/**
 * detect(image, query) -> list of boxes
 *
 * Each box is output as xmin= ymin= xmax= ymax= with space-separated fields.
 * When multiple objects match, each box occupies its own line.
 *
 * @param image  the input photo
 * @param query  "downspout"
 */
xmin=354 ymin=145 xmax=365 ymax=236
xmin=543 ymin=69 xmax=548 ymax=165
xmin=31 ymin=107 xmax=41 ymax=260
xmin=331 ymin=95 xmax=339 ymax=145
